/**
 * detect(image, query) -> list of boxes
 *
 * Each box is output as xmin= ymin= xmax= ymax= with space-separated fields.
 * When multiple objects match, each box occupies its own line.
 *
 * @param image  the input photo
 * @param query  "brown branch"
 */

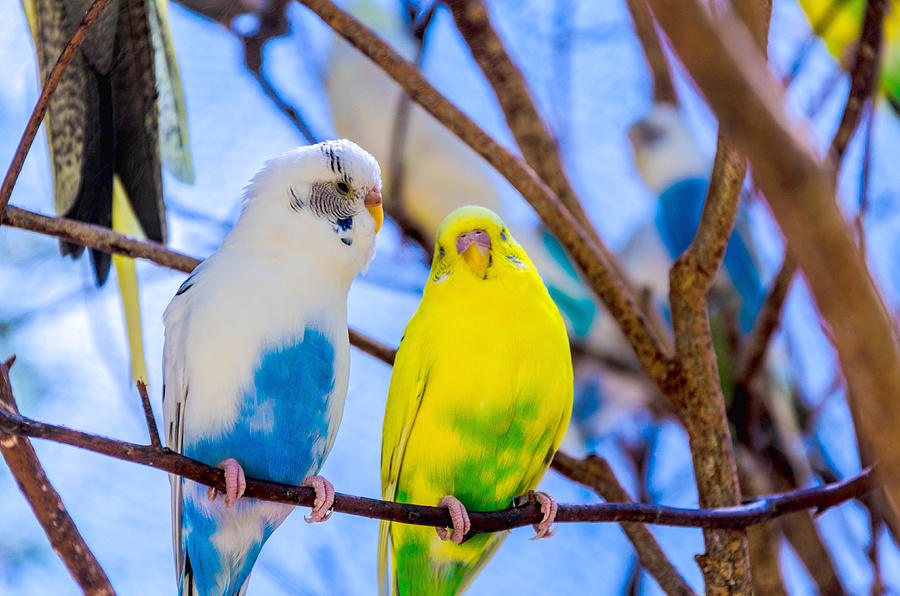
xmin=645 ymin=0 xmax=900 ymax=518
xmin=623 ymin=0 xmax=678 ymax=105
xmin=828 ymin=0 xmax=886 ymax=165
xmin=0 ymin=405 xmax=879 ymax=533
xmin=736 ymin=0 xmax=882 ymax=386
xmin=0 ymin=0 xmax=114 ymax=219
xmin=668 ymin=134 xmax=752 ymax=593
xmin=2 ymin=204 xmax=396 ymax=367
xmin=736 ymin=449 xmax=789 ymax=596
xmin=0 ymin=359 xmax=115 ymax=595
xmin=552 ymin=452 xmax=696 ymax=596
xmin=136 ymin=380 xmax=161 ymax=449
xmin=293 ymin=0 xmax=674 ymax=403
xmin=655 ymin=2 xmax=772 ymax=589
xmin=445 ymin=0 xmax=673 ymax=350
xmin=735 ymin=254 xmax=798 ymax=383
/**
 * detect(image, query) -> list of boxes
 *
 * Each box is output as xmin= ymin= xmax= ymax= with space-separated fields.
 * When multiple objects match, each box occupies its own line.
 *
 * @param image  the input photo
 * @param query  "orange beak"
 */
xmin=365 ymin=188 xmax=383 ymax=233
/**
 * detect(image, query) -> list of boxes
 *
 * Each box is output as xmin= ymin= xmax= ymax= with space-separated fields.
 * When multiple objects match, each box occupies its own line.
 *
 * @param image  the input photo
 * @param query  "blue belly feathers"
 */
xmin=184 ymin=328 xmax=335 ymax=484
xmin=180 ymin=328 xmax=336 ymax=596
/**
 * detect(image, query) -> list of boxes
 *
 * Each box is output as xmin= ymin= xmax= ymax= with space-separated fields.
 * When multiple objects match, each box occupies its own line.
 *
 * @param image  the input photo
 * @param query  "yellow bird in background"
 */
xmin=796 ymin=0 xmax=900 ymax=111
xmin=22 ymin=0 xmax=192 ymax=382
xmin=379 ymin=206 xmax=573 ymax=595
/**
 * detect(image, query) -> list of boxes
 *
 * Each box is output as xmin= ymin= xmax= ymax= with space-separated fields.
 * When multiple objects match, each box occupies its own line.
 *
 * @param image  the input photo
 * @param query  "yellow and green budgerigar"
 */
xmin=378 ymin=206 xmax=574 ymax=596
xmin=797 ymin=0 xmax=900 ymax=112
xmin=22 ymin=0 xmax=192 ymax=382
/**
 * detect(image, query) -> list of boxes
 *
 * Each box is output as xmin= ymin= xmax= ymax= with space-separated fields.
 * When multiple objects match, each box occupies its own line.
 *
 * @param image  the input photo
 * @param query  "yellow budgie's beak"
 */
xmin=457 ymin=229 xmax=491 ymax=278
xmin=366 ymin=188 xmax=384 ymax=233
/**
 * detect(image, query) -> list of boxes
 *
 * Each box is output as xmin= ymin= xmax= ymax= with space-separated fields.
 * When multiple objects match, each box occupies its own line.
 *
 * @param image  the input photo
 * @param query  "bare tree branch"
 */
xmin=646 ymin=0 xmax=900 ymax=517
xmin=623 ymin=0 xmax=678 ymax=105
xmin=735 ymin=255 xmax=797 ymax=384
xmin=136 ymin=380 xmax=161 ymax=449
xmin=0 ymin=404 xmax=879 ymax=533
xmin=668 ymin=133 xmax=752 ymax=593
xmin=0 ymin=0 xmax=114 ymax=218
xmin=0 ymin=358 xmax=115 ymax=596
xmin=829 ymin=0 xmax=886 ymax=165
xmin=553 ymin=452 xmax=696 ymax=596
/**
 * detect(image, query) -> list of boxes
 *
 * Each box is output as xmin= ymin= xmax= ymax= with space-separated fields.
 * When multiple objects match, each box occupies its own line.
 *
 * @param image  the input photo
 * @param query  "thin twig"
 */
xmin=136 ymin=380 xmax=161 ymax=449
xmin=828 ymin=0 xmax=886 ymax=166
xmin=624 ymin=0 xmax=678 ymax=105
xmin=735 ymin=255 xmax=798 ymax=383
xmin=0 ymin=359 xmax=115 ymax=595
xmin=0 ymin=0 xmax=114 ymax=219
xmin=0 ymin=406 xmax=879 ymax=533
xmin=646 ymin=0 xmax=900 ymax=520
xmin=2 ymin=204 xmax=396 ymax=367
xmin=552 ymin=452 xmax=696 ymax=596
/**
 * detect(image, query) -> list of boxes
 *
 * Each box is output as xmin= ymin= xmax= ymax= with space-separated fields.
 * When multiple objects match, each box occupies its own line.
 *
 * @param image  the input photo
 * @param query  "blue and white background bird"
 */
xmin=162 ymin=139 xmax=383 ymax=596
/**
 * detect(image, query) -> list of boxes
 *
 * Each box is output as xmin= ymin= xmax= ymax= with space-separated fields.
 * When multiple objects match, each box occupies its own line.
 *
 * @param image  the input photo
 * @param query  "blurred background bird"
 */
xmin=21 ymin=0 xmax=193 ymax=383
xmin=379 ymin=206 xmax=573 ymax=596
xmin=326 ymin=0 xmax=607 ymax=352
xmin=163 ymin=140 xmax=383 ymax=596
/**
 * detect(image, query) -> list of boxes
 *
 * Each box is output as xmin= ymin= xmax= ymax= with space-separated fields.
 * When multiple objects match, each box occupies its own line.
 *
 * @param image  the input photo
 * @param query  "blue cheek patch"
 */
xmin=336 ymin=217 xmax=353 ymax=231
xmin=184 ymin=328 xmax=336 ymax=486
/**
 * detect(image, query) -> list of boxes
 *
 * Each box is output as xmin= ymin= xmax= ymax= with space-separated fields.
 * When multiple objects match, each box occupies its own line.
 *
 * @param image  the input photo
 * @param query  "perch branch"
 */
xmin=553 ymin=452 xmax=696 ymax=596
xmin=646 ymin=0 xmax=900 ymax=517
xmin=0 ymin=405 xmax=879 ymax=533
xmin=0 ymin=0 xmax=114 ymax=219
xmin=0 ymin=359 xmax=115 ymax=595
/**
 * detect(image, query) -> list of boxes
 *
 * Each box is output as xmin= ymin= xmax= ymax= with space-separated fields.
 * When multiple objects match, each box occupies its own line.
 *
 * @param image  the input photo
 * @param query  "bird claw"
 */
xmin=529 ymin=491 xmax=558 ymax=540
xmin=300 ymin=475 xmax=335 ymax=523
xmin=208 ymin=458 xmax=247 ymax=508
xmin=436 ymin=495 xmax=471 ymax=543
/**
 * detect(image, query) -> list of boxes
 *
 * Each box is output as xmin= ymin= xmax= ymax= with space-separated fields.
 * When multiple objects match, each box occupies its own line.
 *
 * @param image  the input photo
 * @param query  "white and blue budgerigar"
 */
xmin=162 ymin=139 xmax=384 ymax=596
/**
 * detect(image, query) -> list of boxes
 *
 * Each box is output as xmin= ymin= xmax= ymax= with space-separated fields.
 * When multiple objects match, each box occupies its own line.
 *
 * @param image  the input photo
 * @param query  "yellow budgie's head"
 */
xmin=428 ymin=206 xmax=535 ymax=286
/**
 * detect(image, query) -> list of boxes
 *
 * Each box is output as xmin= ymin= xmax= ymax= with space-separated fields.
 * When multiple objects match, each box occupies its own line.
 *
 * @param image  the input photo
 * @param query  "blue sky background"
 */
xmin=1 ymin=0 xmax=900 ymax=593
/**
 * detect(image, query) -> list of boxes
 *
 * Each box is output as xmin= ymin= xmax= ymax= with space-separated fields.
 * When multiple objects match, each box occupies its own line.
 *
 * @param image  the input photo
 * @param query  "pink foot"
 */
xmin=300 ymin=475 xmax=335 ymax=523
xmin=436 ymin=495 xmax=471 ymax=543
xmin=208 ymin=458 xmax=246 ymax=508
xmin=530 ymin=491 xmax=558 ymax=540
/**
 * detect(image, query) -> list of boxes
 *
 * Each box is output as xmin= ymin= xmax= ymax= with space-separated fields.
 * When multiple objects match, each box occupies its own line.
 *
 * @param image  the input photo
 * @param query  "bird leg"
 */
xmin=300 ymin=475 xmax=335 ymax=523
xmin=436 ymin=495 xmax=471 ymax=543
xmin=529 ymin=491 xmax=558 ymax=540
xmin=208 ymin=458 xmax=247 ymax=508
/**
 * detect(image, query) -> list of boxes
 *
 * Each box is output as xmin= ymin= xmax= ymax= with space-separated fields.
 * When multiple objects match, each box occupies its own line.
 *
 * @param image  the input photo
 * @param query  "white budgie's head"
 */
xmin=628 ymin=104 xmax=709 ymax=194
xmin=235 ymin=139 xmax=383 ymax=279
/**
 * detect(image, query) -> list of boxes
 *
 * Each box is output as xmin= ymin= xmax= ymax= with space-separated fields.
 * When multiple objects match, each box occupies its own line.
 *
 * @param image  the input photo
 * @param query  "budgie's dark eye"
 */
xmin=439 ymin=246 xmax=445 ymax=258
xmin=500 ymin=229 xmax=507 ymax=241
xmin=335 ymin=181 xmax=351 ymax=196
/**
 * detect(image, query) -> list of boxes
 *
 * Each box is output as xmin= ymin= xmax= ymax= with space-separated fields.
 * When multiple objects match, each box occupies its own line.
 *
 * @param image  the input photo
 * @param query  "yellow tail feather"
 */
xmin=112 ymin=177 xmax=148 ymax=384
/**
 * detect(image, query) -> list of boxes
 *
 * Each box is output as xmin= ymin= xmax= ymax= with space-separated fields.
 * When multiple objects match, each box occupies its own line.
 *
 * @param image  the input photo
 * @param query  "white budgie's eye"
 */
xmin=334 ymin=181 xmax=352 ymax=196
